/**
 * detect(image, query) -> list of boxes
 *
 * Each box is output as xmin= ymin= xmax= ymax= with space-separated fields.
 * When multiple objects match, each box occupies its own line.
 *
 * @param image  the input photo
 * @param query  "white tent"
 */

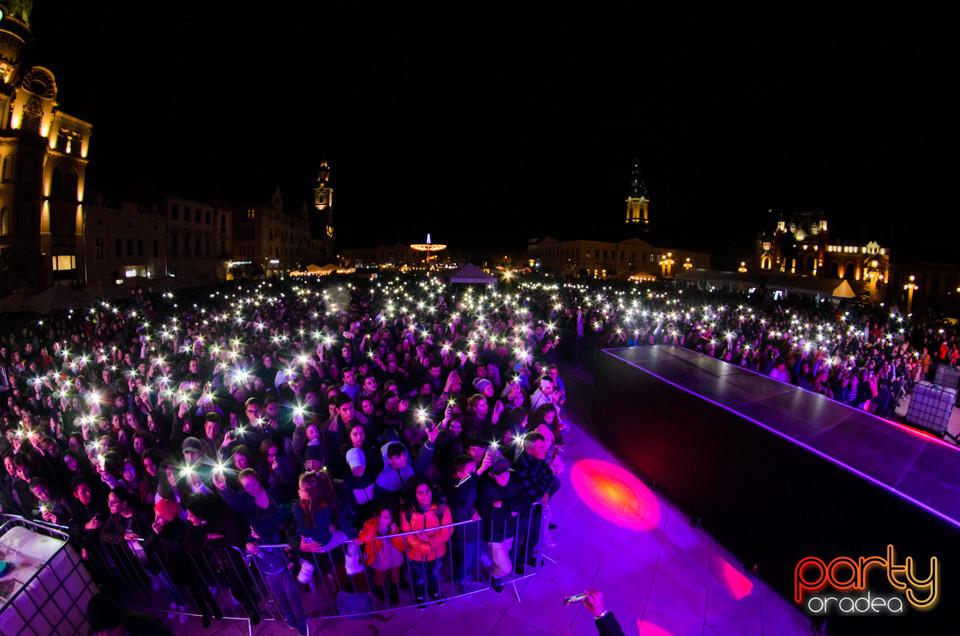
xmin=448 ymin=263 xmax=497 ymax=288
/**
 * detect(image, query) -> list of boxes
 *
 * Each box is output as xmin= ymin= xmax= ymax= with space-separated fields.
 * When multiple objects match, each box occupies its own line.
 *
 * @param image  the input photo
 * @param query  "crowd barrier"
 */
xmin=0 ymin=515 xmax=97 ymax=636
xmin=73 ymin=502 xmax=547 ymax=634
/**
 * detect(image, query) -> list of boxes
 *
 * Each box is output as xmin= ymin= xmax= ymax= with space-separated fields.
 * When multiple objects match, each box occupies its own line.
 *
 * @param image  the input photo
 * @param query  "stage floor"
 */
xmin=607 ymin=345 xmax=960 ymax=530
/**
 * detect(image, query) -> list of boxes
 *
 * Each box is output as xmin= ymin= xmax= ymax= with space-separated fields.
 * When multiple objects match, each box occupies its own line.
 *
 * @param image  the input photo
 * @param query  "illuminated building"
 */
xmin=310 ymin=159 xmax=335 ymax=263
xmin=0 ymin=4 xmax=92 ymax=291
xmin=755 ymin=211 xmax=889 ymax=289
xmin=530 ymin=163 xmax=708 ymax=278
xmin=233 ymin=187 xmax=310 ymax=277
xmin=529 ymin=237 xmax=709 ymax=280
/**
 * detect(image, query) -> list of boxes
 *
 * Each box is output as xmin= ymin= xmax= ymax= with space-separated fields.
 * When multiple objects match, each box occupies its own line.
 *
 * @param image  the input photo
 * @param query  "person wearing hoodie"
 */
xmin=373 ymin=426 xmax=439 ymax=504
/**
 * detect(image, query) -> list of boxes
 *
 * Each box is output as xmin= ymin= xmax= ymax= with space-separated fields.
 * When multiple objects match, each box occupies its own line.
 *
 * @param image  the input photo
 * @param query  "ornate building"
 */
xmin=755 ymin=211 xmax=889 ymax=298
xmin=0 ymin=4 xmax=92 ymax=291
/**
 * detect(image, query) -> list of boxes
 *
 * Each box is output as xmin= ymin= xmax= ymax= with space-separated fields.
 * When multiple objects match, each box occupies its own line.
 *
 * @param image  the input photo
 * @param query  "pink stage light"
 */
xmin=710 ymin=552 xmax=754 ymax=600
xmin=637 ymin=619 xmax=675 ymax=636
xmin=570 ymin=459 xmax=661 ymax=531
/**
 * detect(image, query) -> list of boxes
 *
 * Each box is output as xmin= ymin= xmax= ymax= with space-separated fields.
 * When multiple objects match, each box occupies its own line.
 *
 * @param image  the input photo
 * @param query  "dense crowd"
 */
xmin=0 ymin=273 xmax=956 ymax=633
xmin=0 ymin=276 xmax=568 ymax=634
xmin=576 ymin=284 xmax=958 ymax=418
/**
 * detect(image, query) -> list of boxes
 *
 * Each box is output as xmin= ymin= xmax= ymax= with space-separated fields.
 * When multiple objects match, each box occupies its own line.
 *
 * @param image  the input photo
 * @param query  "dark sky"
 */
xmin=23 ymin=3 xmax=958 ymax=261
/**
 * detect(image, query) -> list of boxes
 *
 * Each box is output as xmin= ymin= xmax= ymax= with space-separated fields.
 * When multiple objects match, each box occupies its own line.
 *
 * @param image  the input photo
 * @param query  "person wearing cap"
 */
xmin=342 ymin=443 xmax=377 ymax=521
xmin=86 ymin=593 xmax=174 ymax=636
xmin=477 ymin=456 xmax=528 ymax=593
xmin=512 ymin=431 xmax=556 ymax=572
xmin=373 ymin=429 xmax=438 ymax=505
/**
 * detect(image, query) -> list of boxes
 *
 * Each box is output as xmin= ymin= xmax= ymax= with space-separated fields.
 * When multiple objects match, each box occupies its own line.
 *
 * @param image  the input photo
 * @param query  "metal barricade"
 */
xmin=0 ymin=514 xmax=98 ymax=635
xmin=285 ymin=500 xmax=547 ymax=623
xmin=72 ymin=500 xmax=548 ymax=631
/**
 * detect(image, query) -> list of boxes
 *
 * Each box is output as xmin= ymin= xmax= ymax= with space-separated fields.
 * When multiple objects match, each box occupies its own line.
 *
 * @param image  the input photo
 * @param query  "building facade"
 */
xmin=232 ymin=187 xmax=310 ymax=278
xmin=0 ymin=5 xmax=92 ymax=292
xmin=755 ymin=211 xmax=890 ymax=288
xmin=83 ymin=196 xmax=165 ymax=283
xmin=163 ymin=195 xmax=234 ymax=281
xmin=530 ymin=236 xmax=710 ymax=279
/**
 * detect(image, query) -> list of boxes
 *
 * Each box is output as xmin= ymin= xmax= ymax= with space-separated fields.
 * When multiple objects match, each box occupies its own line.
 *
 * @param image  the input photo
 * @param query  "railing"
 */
xmin=72 ymin=502 xmax=547 ymax=634
xmin=0 ymin=515 xmax=97 ymax=635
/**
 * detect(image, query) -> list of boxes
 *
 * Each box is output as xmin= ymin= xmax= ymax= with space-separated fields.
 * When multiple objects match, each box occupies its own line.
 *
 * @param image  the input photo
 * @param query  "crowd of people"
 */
xmin=0 ymin=276 xmax=569 ymax=634
xmin=579 ymin=284 xmax=958 ymax=418
xmin=0 ymin=272 xmax=954 ymax=633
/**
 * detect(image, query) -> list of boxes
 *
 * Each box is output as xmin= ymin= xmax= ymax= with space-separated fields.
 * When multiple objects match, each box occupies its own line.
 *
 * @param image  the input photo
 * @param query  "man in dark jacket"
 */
xmin=66 ymin=475 xmax=108 ymax=560
xmin=442 ymin=451 xmax=493 ymax=590
xmin=477 ymin=457 xmax=529 ymax=593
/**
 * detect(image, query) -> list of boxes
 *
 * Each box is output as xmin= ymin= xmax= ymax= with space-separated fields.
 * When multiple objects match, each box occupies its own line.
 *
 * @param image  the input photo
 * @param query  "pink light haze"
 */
xmin=570 ymin=459 xmax=661 ymax=531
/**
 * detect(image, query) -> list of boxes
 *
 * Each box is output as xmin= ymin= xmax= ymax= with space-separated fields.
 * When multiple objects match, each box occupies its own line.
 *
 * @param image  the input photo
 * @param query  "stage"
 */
xmin=593 ymin=346 xmax=960 ymax=634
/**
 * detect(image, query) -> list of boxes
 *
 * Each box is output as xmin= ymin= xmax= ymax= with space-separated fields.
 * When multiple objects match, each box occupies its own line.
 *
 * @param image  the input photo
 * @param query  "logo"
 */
xmin=795 ymin=545 xmax=938 ymax=616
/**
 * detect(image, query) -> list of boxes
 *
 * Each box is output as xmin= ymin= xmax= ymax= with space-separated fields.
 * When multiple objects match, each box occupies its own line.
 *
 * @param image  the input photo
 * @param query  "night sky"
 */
xmin=24 ymin=3 xmax=958 ymax=263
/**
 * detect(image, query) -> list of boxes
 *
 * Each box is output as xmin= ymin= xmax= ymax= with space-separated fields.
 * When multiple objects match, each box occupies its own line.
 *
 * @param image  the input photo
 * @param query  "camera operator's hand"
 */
xmin=583 ymin=588 xmax=605 ymax=618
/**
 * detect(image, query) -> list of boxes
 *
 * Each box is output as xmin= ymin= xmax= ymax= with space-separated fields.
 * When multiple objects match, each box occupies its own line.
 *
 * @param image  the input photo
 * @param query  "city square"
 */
xmin=0 ymin=3 xmax=956 ymax=636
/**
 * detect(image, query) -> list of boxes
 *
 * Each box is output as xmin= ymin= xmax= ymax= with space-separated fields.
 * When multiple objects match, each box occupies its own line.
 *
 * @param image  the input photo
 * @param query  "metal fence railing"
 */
xmin=0 ymin=515 xmax=98 ymax=636
xmin=58 ymin=501 xmax=548 ymax=633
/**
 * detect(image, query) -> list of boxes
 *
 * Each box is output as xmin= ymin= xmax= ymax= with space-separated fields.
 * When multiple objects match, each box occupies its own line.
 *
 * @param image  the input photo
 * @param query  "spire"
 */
xmin=628 ymin=161 xmax=646 ymax=199
xmin=625 ymin=160 xmax=650 ymax=230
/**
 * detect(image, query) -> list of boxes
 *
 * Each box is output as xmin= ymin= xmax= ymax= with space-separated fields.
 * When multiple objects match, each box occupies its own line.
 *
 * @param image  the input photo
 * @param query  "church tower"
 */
xmin=312 ymin=160 xmax=335 ymax=262
xmin=625 ymin=161 xmax=649 ymax=231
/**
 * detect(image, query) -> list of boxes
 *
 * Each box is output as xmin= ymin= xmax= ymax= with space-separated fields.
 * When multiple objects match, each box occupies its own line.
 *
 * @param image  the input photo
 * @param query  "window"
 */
xmin=0 ymin=208 xmax=8 ymax=235
xmin=206 ymin=210 xmax=211 ymax=224
xmin=65 ymin=172 xmax=77 ymax=198
xmin=1 ymin=155 xmax=12 ymax=181
xmin=172 ymin=237 xmax=178 ymax=255
xmin=115 ymin=238 xmax=122 ymax=258
xmin=153 ymin=240 xmax=159 ymax=258
xmin=96 ymin=238 xmax=103 ymax=258
xmin=127 ymin=238 xmax=133 ymax=256
xmin=51 ymin=255 xmax=75 ymax=271
xmin=206 ymin=239 xmax=211 ymax=254
xmin=137 ymin=239 xmax=143 ymax=256
xmin=171 ymin=204 xmax=179 ymax=220
xmin=52 ymin=168 xmax=62 ymax=192
xmin=195 ymin=208 xmax=201 ymax=223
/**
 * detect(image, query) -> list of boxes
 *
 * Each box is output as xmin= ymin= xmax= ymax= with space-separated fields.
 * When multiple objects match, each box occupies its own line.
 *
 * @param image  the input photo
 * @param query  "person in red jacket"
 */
xmin=398 ymin=477 xmax=452 ymax=607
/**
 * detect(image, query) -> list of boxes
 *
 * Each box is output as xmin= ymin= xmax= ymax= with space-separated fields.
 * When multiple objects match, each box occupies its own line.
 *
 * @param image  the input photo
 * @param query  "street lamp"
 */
xmin=904 ymin=275 xmax=919 ymax=314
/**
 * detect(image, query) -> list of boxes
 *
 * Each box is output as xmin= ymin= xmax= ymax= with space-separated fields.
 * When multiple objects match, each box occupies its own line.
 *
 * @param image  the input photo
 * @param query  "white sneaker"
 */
xmin=542 ymin=534 xmax=558 ymax=548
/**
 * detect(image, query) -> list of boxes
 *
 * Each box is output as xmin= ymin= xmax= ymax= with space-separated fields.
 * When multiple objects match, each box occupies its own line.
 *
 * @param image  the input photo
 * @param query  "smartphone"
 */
xmin=563 ymin=593 xmax=587 ymax=606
